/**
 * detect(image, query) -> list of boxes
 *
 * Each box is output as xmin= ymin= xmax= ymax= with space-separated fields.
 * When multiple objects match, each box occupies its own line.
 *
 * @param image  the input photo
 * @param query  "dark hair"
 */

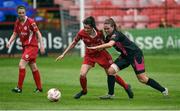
xmin=104 ymin=18 xmax=117 ymax=31
xmin=17 ymin=5 xmax=26 ymax=12
xmin=83 ymin=16 xmax=98 ymax=30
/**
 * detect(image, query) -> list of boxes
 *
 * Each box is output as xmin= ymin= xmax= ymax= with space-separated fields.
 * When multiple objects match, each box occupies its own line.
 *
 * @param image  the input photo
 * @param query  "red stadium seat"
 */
xmin=125 ymin=0 xmax=138 ymax=8
xmin=147 ymin=23 xmax=159 ymax=28
xmin=138 ymin=0 xmax=152 ymax=7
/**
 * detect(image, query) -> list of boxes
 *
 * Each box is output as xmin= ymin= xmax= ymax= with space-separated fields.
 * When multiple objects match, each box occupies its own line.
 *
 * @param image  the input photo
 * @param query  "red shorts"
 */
xmin=83 ymin=50 xmax=113 ymax=69
xmin=22 ymin=46 xmax=38 ymax=63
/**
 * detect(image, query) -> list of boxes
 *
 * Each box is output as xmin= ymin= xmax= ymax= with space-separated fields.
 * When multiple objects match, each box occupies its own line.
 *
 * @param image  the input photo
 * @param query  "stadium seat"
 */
xmin=135 ymin=23 xmax=147 ymax=29
xmin=97 ymin=16 xmax=109 ymax=22
xmin=150 ymin=0 xmax=165 ymax=6
xmin=123 ymin=15 xmax=134 ymax=22
xmin=111 ymin=0 xmax=125 ymax=7
xmin=0 ymin=11 xmax=5 ymax=22
xmin=136 ymin=15 xmax=149 ymax=22
xmin=147 ymin=23 xmax=159 ymax=28
xmin=175 ymin=0 xmax=180 ymax=5
xmin=123 ymin=23 xmax=135 ymax=29
xmin=138 ymin=0 xmax=151 ymax=7
xmin=125 ymin=0 xmax=138 ymax=8
xmin=2 ymin=0 xmax=16 ymax=15
xmin=166 ymin=0 xmax=177 ymax=6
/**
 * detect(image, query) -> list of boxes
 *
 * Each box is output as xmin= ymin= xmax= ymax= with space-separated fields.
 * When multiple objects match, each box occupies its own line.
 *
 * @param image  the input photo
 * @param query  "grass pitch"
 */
xmin=0 ymin=55 xmax=180 ymax=110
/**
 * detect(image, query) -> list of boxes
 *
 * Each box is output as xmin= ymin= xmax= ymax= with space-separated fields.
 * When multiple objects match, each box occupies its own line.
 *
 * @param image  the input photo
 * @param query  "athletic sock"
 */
xmin=32 ymin=70 xmax=42 ymax=90
xmin=18 ymin=68 xmax=26 ymax=89
xmin=108 ymin=75 xmax=115 ymax=95
xmin=80 ymin=75 xmax=87 ymax=93
xmin=146 ymin=78 xmax=165 ymax=92
xmin=115 ymin=75 xmax=128 ymax=89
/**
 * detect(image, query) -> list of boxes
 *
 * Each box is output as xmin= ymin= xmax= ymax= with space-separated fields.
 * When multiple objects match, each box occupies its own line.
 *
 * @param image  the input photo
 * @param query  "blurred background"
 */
xmin=0 ymin=0 xmax=180 ymax=56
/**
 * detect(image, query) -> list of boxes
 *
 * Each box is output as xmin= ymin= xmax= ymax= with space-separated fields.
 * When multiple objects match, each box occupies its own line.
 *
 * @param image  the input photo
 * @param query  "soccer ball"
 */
xmin=47 ymin=88 xmax=61 ymax=102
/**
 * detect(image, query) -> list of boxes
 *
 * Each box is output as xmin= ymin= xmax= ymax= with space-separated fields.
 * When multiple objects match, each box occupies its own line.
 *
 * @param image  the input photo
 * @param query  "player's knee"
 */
xmin=80 ymin=71 xmax=87 ymax=77
xmin=138 ymin=78 xmax=147 ymax=84
xmin=19 ymin=63 xmax=25 ymax=69
xmin=137 ymin=76 xmax=148 ymax=84
xmin=107 ymin=67 xmax=116 ymax=75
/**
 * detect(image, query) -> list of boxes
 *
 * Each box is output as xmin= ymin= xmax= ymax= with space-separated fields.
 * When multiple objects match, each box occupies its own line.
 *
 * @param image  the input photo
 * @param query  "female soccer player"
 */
xmin=6 ymin=5 xmax=45 ymax=93
xmin=88 ymin=18 xmax=168 ymax=98
xmin=56 ymin=16 xmax=133 ymax=99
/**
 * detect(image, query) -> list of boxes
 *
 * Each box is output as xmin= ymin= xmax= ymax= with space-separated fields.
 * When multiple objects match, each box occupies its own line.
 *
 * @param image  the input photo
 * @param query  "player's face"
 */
xmin=104 ymin=24 xmax=114 ymax=35
xmin=17 ymin=8 xmax=26 ymax=21
xmin=84 ymin=24 xmax=93 ymax=35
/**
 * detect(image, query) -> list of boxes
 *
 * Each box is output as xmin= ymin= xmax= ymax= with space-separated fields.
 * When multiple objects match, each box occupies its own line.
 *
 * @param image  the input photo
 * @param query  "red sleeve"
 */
xmin=73 ymin=30 xmax=82 ymax=43
xmin=29 ymin=18 xmax=39 ymax=32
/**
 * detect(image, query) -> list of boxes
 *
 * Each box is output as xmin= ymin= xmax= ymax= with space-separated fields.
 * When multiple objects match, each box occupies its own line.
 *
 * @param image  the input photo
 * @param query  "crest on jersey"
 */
xmin=25 ymin=54 xmax=29 ymax=59
xmin=24 ymin=26 xmax=27 ymax=30
xmin=111 ymin=34 xmax=116 ymax=39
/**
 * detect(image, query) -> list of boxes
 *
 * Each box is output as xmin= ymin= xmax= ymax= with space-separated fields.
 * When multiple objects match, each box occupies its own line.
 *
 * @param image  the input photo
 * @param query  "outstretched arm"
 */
xmin=56 ymin=40 xmax=77 ymax=61
xmin=6 ymin=32 xmax=17 ymax=48
xmin=36 ymin=30 xmax=45 ymax=54
xmin=88 ymin=40 xmax=115 ymax=50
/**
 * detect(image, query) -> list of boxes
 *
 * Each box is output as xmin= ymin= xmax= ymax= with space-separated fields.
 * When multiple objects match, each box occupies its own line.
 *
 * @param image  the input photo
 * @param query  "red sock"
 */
xmin=32 ymin=70 xmax=42 ymax=90
xmin=80 ymin=75 xmax=87 ymax=93
xmin=18 ymin=68 xmax=26 ymax=89
xmin=115 ymin=75 xmax=128 ymax=89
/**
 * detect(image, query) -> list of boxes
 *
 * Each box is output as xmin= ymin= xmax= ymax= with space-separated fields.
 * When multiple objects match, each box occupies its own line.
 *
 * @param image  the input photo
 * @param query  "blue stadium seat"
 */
xmin=2 ymin=0 xmax=35 ymax=17
xmin=0 ymin=11 xmax=5 ymax=22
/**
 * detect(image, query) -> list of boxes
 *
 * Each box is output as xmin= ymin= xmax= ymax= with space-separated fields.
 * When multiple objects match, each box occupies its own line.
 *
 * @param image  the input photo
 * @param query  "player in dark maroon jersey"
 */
xmin=56 ymin=16 xmax=133 ymax=99
xmin=88 ymin=18 xmax=168 ymax=99
xmin=6 ymin=5 xmax=45 ymax=93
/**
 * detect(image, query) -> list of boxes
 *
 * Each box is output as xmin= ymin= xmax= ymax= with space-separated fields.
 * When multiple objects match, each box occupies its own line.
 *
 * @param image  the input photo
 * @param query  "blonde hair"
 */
xmin=104 ymin=18 xmax=117 ymax=31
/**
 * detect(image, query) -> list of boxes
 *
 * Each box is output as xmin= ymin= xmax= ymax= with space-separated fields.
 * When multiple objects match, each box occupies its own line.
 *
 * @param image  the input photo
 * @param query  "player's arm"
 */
xmin=56 ymin=39 xmax=78 ymax=61
xmin=36 ymin=30 xmax=45 ymax=54
xmin=6 ymin=32 xmax=17 ymax=48
xmin=88 ymin=40 xmax=115 ymax=50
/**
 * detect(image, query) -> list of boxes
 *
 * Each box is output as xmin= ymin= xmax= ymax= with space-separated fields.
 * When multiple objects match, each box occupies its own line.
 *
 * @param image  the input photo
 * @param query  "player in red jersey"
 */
xmin=6 ymin=5 xmax=45 ymax=93
xmin=88 ymin=18 xmax=168 ymax=99
xmin=56 ymin=16 xmax=133 ymax=99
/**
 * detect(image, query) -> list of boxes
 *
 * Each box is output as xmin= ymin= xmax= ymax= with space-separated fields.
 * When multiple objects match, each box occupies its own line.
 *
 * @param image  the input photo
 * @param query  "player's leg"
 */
xmin=136 ymin=73 xmax=168 ymax=96
xmin=12 ymin=59 xmax=28 ymax=93
xmin=74 ymin=64 xmax=92 ymax=99
xmin=111 ymin=57 xmax=134 ymax=99
xmin=29 ymin=62 xmax=42 ymax=92
xmin=132 ymin=53 xmax=168 ymax=96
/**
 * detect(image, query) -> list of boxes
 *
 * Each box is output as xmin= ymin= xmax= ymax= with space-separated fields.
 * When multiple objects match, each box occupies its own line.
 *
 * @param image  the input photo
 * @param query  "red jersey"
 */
xmin=74 ymin=29 xmax=105 ymax=55
xmin=13 ymin=16 xmax=39 ymax=47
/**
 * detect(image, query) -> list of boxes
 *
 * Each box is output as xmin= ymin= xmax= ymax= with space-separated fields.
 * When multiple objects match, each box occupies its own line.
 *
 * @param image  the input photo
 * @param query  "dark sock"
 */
xmin=107 ymin=75 xmax=115 ymax=95
xmin=146 ymin=78 xmax=165 ymax=92
xmin=80 ymin=75 xmax=87 ymax=93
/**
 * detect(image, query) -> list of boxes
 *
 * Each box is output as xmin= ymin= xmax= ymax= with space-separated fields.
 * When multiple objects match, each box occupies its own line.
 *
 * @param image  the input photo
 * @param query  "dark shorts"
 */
xmin=114 ymin=51 xmax=145 ymax=75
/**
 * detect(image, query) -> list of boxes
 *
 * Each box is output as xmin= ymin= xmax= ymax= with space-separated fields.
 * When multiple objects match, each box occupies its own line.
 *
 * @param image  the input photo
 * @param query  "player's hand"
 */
xmin=55 ymin=54 xmax=64 ymax=61
xmin=87 ymin=46 xmax=97 ymax=50
xmin=40 ymin=46 xmax=45 ymax=54
xmin=6 ymin=42 xmax=11 ymax=48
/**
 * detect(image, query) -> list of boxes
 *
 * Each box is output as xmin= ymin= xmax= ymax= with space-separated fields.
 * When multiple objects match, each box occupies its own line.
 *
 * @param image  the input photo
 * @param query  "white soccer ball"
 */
xmin=47 ymin=88 xmax=61 ymax=102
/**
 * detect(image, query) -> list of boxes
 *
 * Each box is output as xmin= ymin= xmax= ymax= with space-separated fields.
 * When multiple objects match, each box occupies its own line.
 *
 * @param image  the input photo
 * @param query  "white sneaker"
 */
xmin=99 ymin=94 xmax=115 ymax=99
xmin=162 ymin=88 xmax=168 ymax=96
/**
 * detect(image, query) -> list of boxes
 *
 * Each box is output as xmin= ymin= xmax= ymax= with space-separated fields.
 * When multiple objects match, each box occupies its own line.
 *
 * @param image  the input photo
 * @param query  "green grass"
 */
xmin=0 ymin=55 xmax=180 ymax=110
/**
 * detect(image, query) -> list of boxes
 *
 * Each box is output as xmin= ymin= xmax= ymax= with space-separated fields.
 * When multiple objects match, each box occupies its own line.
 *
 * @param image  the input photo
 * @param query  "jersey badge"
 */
xmin=25 ymin=54 xmax=29 ymax=59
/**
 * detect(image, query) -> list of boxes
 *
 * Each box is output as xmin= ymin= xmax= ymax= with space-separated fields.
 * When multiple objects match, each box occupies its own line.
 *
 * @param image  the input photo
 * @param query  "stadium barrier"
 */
xmin=0 ymin=28 xmax=179 ymax=55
